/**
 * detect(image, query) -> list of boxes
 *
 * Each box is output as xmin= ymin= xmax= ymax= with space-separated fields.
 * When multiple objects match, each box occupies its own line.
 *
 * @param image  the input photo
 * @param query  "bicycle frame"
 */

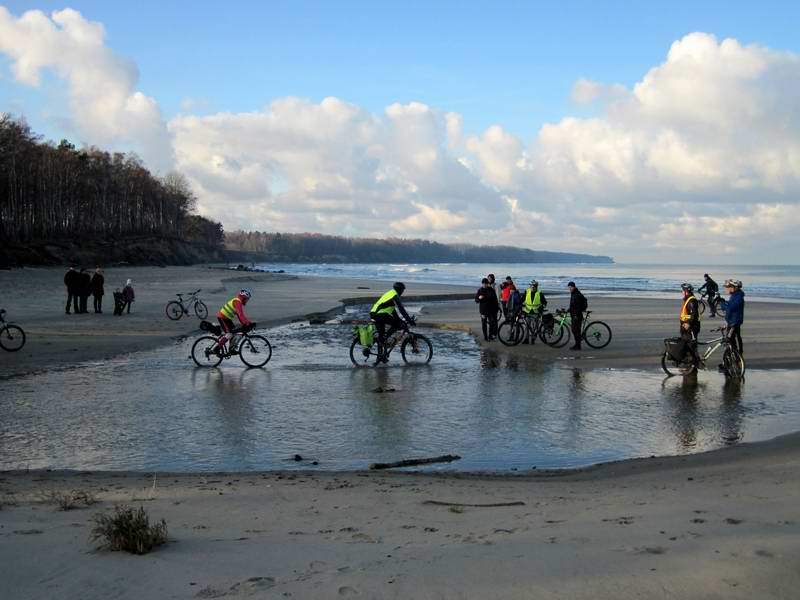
xmin=695 ymin=334 xmax=726 ymax=362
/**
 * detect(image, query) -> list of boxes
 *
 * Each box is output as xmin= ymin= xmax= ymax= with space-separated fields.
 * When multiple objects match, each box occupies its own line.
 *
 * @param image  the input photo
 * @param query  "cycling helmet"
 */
xmin=680 ymin=283 xmax=694 ymax=293
xmin=393 ymin=282 xmax=406 ymax=295
xmin=238 ymin=288 xmax=252 ymax=301
xmin=724 ymin=279 xmax=742 ymax=289
xmin=530 ymin=279 xmax=539 ymax=287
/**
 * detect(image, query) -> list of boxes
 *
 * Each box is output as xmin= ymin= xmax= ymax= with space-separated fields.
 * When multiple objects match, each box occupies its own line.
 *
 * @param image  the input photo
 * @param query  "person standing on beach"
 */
xmin=487 ymin=274 xmax=502 ymax=322
xmin=522 ymin=280 xmax=547 ymax=344
xmin=679 ymin=283 xmax=701 ymax=363
xmin=78 ymin=268 xmax=92 ymax=314
xmin=91 ymin=267 xmax=105 ymax=313
xmin=63 ymin=265 xmax=80 ymax=314
xmin=476 ymin=277 xmax=499 ymax=341
xmin=567 ymin=282 xmax=588 ymax=351
xmin=698 ymin=273 xmax=720 ymax=317
xmin=720 ymin=279 xmax=745 ymax=355
xmin=122 ymin=279 xmax=135 ymax=314
xmin=500 ymin=276 xmax=515 ymax=319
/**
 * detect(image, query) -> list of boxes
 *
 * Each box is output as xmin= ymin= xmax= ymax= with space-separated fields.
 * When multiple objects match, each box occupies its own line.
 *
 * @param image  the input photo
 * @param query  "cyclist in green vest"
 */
xmin=370 ymin=282 xmax=413 ymax=360
xmin=522 ymin=280 xmax=547 ymax=344
xmin=215 ymin=289 xmax=253 ymax=354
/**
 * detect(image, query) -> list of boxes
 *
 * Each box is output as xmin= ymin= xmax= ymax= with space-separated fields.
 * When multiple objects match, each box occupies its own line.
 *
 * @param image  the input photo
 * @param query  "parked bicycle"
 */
xmin=0 ymin=309 xmax=26 ymax=352
xmin=541 ymin=309 xmax=613 ymax=349
xmin=349 ymin=317 xmax=433 ymax=367
xmin=166 ymin=289 xmax=208 ymax=320
xmin=661 ymin=326 xmax=744 ymax=379
xmin=191 ymin=321 xmax=272 ymax=368
xmin=497 ymin=310 xmax=548 ymax=346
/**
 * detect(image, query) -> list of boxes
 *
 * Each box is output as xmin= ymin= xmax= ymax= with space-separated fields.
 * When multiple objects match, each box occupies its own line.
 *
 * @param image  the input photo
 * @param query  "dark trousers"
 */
xmin=727 ymin=324 xmax=743 ymax=354
xmin=571 ymin=314 xmax=583 ymax=348
xmin=708 ymin=292 xmax=718 ymax=316
xmin=79 ymin=294 xmax=89 ymax=313
xmin=681 ymin=322 xmax=701 ymax=362
xmin=93 ymin=294 xmax=103 ymax=313
xmin=66 ymin=291 xmax=79 ymax=313
xmin=481 ymin=314 xmax=498 ymax=341
xmin=373 ymin=312 xmax=403 ymax=346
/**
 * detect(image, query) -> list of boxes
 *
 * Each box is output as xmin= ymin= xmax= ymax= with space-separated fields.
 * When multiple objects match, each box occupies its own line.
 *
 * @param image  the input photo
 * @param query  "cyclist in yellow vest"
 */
xmin=215 ymin=289 xmax=253 ymax=353
xmin=521 ymin=280 xmax=547 ymax=344
xmin=679 ymin=282 xmax=701 ymax=363
xmin=370 ymin=282 xmax=413 ymax=358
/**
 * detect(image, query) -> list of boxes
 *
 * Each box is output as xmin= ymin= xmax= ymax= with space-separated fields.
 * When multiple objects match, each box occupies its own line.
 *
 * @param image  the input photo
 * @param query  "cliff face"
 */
xmin=0 ymin=236 xmax=224 ymax=268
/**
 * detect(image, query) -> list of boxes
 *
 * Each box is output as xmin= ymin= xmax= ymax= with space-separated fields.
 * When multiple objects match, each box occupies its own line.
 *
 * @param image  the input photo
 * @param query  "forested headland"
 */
xmin=225 ymin=231 xmax=614 ymax=264
xmin=0 ymin=114 xmax=224 ymax=267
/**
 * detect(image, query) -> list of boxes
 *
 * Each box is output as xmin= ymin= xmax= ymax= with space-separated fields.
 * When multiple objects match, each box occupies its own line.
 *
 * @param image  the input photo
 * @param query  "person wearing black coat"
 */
xmin=78 ymin=268 xmax=92 ymax=314
xmin=64 ymin=265 xmax=81 ymax=314
xmin=567 ymin=281 xmax=588 ymax=350
xmin=475 ymin=277 xmax=499 ymax=341
xmin=91 ymin=267 xmax=105 ymax=313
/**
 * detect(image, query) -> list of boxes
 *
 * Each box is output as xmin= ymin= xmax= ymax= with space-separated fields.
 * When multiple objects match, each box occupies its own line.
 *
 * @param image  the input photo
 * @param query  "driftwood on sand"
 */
xmin=423 ymin=500 xmax=526 ymax=507
xmin=369 ymin=454 xmax=461 ymax=470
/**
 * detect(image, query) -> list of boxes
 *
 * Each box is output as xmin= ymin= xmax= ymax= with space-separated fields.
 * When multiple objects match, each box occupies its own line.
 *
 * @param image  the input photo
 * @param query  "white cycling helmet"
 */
xmin=238 ymin=289 xmax=252 ymax=300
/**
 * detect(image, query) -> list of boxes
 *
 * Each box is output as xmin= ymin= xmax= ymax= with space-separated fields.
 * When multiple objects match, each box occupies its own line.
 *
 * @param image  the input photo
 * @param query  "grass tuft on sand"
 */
xmin=90 ymin=505 xmax=168 ymax=555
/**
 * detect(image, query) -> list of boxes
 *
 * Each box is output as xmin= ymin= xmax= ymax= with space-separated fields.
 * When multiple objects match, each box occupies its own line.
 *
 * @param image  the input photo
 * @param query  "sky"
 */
xmin=1 ymin=1 xmax=799 ymax=263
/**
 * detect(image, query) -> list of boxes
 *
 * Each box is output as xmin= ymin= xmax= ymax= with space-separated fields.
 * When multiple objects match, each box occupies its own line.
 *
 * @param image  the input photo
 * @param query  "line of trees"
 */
xmin=225 ymin=231 xmax=614 ymax=264
xmin=0 ymin=114 xmax=222 ymax=247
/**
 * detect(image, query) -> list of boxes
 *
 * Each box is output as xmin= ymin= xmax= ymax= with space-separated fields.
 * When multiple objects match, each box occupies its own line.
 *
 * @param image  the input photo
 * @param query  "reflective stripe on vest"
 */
xmin=680 ymin=296 xmax=699 ymax=322
xmin=524 ymin=289 xmax=542 ymax=313
xmin=220 ymin=297 xmax=241 ymax=320
xmin=371 ymin=289 xmax=398 ymax=315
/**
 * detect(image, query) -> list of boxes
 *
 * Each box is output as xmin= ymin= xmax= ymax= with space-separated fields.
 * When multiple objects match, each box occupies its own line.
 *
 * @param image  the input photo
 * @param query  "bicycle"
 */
xmin=497 ymin=309 xmax=548 ymax=346
xmin=0 ymin=309 xmax=26 ymax=352
xmin=191 ymin=322 xmax=272 ymax=368
xmin=542 ymin=309 xmax=613 ymax=349
xmin=697 ymin=291 xmax=724 ymax=317
xmin=166 ymin=289 xmax=208 ymax=320
xmin=349 ymin=318 xmax=433 ymax=367
xmin=661 ymin=326 xmax=744 ymax=379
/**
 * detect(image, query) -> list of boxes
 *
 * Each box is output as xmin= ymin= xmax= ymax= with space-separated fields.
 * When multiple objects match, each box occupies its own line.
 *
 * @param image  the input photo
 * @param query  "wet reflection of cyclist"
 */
xmin=679 ymin=283 xmax=701 ymax=363
xmin=370 ymin=282 xmax=412 ymax=358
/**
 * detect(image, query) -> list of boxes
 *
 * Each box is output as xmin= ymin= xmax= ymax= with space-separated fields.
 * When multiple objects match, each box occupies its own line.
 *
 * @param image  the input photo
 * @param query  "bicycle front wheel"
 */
xmin=540 ymin=323 xmax=565 ymax=347
xmin=698 ymin=300 xmax=706 ymax=315
xmin=349 ymin=336 xmax=379 ymax=367
xmin=498 ymin=320 xmax=525 ymax=346
xmin=194 ymin=301 xmax=209 ymax=320
xmin=401 ymin=334 xmax=433 ymax=365
xmin=166 ymin=301 xmax=183 ymax=320
xmin=583 ymin=321 xmax=612 ymax=349
xmin=0 ymin=325 xmax=26 ymax=352
xmin=723 ymin=347 xmax=745 ymax=379
xmin=239 ymin=335 xmax=272 ymax=368
xmin=661 ymin=351 xmax=697 ymax=376
xmin=192 ymin=335 xmax=223 ymax=367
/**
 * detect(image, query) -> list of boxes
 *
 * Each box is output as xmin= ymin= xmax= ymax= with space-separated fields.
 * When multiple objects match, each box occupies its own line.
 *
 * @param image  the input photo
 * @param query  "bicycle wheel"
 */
xmin=498 ymin=320 xmax=525 ymax=346
xmin=583 ymin=321 xmax=612 ymax=349
xmin=191 ymin=335 xmax=223 ymax=367
xmin=239 ymin=335 xmax=272 ymax=368
xmin=166 ymin=301 xmax=183 ymax=320
xmin=661 ymin=351 xmax=697 ymax=376
xmin=401 ymin=334 xmax=433 ymax=365
xmin=698 ymin=300 xmax=706 ymax=315
xmin=0 ymin=324 xmax=26 ymax=352
xmin=539 ymin=323 xmax=566 ymax=347
xmin=349 ymin=336 xmax=380 ymax=367
xmin=194 ymin=301 xmax=209 ymax=320
xmin=723 ymin=347 xmax=745 ymax=379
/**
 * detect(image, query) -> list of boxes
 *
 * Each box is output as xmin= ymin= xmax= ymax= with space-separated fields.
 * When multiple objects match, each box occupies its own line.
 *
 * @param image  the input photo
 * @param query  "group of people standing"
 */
xmin=63 ymin=266 xmax=135 ymax=316
xmin=475 ymin=275 xmax=589 ymax=350
xmin=679 ymin=276 xmax=745 ymax=359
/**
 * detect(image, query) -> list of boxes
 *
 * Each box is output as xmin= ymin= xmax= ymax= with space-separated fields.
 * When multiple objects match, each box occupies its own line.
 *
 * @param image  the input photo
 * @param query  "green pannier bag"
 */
xmin=356 ymin=324 xmax=375 ymax=347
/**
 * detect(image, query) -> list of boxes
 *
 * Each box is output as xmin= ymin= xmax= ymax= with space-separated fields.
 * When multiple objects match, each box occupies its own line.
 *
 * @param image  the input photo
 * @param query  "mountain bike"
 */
xmin=349 ymin=318 xmax=433 ymax=367
xmin=542 ymin=309 xmax=613 ymax=349
xmin=697 ymin=291 xmax=724 ymax=317
xmin=497 ymin=310 xmax=548 ymax=346
xmin=191 ymin=322 xmax=272 ymax=368
xmin=0 ymin=309 xmax=26 ymax=352
xmin=661 ymin=326 xmax=744 ymax=379
xmin=166 ymin=289 xmax=208 ymax=320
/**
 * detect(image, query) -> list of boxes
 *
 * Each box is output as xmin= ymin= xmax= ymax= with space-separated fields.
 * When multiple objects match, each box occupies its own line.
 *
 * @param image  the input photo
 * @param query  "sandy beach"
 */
xmin=2 ymin=265 xmax=800 ymax=599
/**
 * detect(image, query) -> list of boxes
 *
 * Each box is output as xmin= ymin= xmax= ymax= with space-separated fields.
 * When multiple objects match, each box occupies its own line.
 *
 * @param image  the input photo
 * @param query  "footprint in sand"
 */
xmin=755 ymin=549 xmax=775 ymax=558
xmin=602 ymin=516 xmax=635 ymax=525
xmin=338 ymin=586 xmax=359 ymax=597
xmin=13 ymin=529 xmax=44 ymax=535
xmin=636 ymin=546 xmax=667 ymax=555
xmin=725 ymin=518 xmax=743 ymax=525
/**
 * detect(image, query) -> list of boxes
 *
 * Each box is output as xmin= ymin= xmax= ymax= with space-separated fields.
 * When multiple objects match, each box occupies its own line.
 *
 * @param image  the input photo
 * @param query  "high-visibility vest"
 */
xmin=524 ymin=289 xmax=542 ymax=314
xmin=680 ymin=295 xmax=699 ymax=322
xmin=371 ymin=289 xmax=398 ymax=315
xmin=219 ymin=296 xmax=242 ymax=320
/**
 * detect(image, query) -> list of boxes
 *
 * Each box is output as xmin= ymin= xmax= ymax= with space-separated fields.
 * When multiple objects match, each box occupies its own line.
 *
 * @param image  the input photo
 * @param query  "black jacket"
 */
xmin=64 ymin=269 xmax=80 ymax=292
xmin=475 ymin=286 xmax=499 ymax=317
xmin=699 ymin=278 xmax=718 ymax=294
xmin=568 ymin=289 xmax=588 ymax=318
xmin=91 ymin=273 xmax=105 ymax=296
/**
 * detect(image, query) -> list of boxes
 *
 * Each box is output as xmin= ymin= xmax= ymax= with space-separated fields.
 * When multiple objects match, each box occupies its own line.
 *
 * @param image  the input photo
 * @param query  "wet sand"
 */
xmin=419 ymin=297 xmax=800 ymax=370
xmin=2 ymin=432 xmax=799 ymax=599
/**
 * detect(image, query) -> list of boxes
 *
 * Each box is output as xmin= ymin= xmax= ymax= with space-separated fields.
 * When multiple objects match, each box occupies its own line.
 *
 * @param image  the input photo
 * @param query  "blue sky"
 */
xmin=5 ymin=0 xmax=799 ymax=142
xmin=2 ymin=2 xmax=800 ymax=262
